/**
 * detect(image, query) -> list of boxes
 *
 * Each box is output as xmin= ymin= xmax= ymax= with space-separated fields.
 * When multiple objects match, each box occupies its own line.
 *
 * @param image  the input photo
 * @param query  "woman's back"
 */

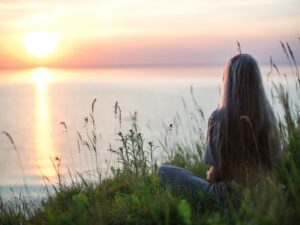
xmin=204 ymin=54 xmax=281 ymax=185
xmin=157 ymin=54 xmax=282 ymax=200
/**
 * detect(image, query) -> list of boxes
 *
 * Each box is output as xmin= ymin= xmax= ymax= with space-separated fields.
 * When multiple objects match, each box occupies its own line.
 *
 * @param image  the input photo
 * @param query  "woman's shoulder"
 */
xmin=209 ymin=108 xmax=223 ymax=123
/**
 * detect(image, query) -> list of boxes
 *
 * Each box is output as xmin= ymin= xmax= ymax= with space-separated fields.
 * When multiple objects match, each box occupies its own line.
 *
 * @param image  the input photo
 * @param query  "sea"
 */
xmin=0 ymin=65 xmax=297 ymax=199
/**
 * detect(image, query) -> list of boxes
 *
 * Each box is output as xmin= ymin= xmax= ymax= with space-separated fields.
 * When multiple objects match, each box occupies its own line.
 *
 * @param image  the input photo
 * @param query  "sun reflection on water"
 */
xmin=31 ymin=67 xmax=53 ymax=93
xmin=32 ymin=67 xmax=57 ymax=181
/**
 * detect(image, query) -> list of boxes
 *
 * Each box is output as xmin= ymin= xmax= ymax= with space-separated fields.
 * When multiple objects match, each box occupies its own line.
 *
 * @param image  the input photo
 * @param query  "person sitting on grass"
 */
xmin=157 ymin=54 xmax=281 ymax=199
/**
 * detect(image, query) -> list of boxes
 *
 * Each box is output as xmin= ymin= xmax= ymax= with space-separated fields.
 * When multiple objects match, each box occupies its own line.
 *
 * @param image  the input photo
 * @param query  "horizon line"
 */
xmin=0 ymin=61 xmax=292 ymax=70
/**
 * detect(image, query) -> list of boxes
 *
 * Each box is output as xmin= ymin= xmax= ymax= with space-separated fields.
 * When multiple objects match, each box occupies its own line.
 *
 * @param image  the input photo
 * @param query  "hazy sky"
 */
xmin=0 ymin=0 xmax=299 ymax=68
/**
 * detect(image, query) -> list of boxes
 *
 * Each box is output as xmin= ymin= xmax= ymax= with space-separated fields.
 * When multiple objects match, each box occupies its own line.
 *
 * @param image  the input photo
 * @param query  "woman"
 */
xmin=157 ymin=54 xmax=281 ymax=198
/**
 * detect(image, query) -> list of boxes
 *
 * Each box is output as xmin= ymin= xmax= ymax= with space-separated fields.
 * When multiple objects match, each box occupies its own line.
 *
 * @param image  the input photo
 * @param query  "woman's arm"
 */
xmin=204 ymin=110 xmax=222 ymax=182
xmin=204 ymin=110 xmax=221 ymax=167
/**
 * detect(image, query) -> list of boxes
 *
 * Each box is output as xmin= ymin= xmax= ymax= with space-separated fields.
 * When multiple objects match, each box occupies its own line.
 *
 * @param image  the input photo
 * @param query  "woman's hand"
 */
xmin=206 ymin=166 xmax=221 ymax=182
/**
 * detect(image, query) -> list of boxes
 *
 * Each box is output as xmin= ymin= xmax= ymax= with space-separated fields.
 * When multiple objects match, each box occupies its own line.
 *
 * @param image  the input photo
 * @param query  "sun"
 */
xmin=22 ymin=31 xmax=59 ymax=57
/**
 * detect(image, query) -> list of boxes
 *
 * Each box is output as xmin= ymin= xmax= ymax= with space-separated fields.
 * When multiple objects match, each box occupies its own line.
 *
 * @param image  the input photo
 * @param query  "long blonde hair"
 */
xmin=218 ymin=54 xmax=280 ymax=183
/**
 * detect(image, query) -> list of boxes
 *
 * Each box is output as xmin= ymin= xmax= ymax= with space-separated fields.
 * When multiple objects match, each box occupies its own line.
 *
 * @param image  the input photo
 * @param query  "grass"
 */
xmin=0 ymin=41 xmax=300 ymax=225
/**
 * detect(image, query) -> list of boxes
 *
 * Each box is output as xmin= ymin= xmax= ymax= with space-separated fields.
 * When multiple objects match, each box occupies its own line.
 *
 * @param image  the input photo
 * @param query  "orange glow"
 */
xmin=0 ymin=0 xmax=298 ymax=68
xmin=22 ymin=31 xmax=59 ymax=58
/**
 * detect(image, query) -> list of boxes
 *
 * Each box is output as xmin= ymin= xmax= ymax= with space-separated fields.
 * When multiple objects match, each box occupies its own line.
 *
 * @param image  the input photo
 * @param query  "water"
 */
xmin=0 ymin=66 xmax=297 ymax=194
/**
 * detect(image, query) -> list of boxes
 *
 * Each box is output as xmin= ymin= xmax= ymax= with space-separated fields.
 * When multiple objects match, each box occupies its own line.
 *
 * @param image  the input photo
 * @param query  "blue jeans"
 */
xmin=157 ymin=165 xmax=213 ymax=199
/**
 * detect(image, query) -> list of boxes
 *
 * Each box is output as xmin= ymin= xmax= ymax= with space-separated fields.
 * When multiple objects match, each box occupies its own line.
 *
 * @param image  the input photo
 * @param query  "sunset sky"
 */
xmin=0 ymin=0 xmax=299 ymax=68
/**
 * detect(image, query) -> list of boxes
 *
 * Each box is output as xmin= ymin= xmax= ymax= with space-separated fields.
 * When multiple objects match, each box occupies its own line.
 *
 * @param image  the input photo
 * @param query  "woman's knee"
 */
xmin=156 ymin=165 xmax=177 ymax=186
xmin=157 ymin=165 xmax=169 ymax=174
xmin=157 ymin=165 xmax=186 ymax=184
xmin=157 ymin=165 xmax=180 ymax=176
xmin=157 ymin=165 xmax=170 ymax=181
